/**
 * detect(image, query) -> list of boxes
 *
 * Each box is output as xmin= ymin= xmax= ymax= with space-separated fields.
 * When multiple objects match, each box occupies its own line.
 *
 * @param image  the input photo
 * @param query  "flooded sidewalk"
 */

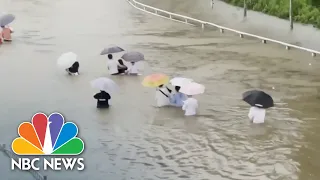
xmin=138 ymin=0 xmax=320 ymax=50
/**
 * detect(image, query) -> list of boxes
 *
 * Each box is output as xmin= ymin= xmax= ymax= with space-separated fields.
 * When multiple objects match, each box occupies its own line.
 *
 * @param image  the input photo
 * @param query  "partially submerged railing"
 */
xmin=127 ymin=0 xmax=320 ymax=57
xmin=0 ymin=144 xmax=48 ymax=180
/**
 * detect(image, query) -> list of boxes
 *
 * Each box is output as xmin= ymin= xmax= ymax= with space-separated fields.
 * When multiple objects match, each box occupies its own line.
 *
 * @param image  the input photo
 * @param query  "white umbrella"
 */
xmin=170 ymin=77 xmax=193 ymax=87
xmin=90 ymin=77 xmax=119 ymax=93
xmin=179 ymin=82 xmax=205 ymax=95
xmin=57 ymin=52 xmax=77 ymax=69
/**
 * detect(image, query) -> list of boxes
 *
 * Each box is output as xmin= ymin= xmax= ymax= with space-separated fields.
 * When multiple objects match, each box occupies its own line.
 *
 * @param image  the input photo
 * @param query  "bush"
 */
xmin=223 ymin=0 xmax=320 ymax=28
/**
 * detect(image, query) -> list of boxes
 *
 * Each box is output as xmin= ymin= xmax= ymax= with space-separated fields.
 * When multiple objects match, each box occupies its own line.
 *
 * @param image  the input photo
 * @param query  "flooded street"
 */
xmin=0 ymin=0 xmax=320 ymax=179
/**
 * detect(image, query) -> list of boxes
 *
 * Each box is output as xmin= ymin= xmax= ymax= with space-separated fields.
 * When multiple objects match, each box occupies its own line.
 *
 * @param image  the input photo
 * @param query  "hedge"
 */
xmin=223 ymin=0 xmax=320 ymax=28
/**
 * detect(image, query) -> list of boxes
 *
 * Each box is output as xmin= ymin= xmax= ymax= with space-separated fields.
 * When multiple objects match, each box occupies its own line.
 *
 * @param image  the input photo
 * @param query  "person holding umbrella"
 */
xmin=91 ymin=77 xmax=118 ymax=108
xmin=107 ymin=54 xmax=127 ymax=75
xmin=0 ymin=14 xmax=15 ymax=41
xmin=100 ymin=46 xmax=127 ymax=75
xmin=121 ymin=52 xmax=144 ymax=75
xmin=126 ymin=62 xmax=139 ymax=75
xmin=142 ymin=73 xmax=172 ymax=107
xmin=179 ymin=82 xmax=205 ymax=116
xmin=57 ymin=52 xmax=79 ymax=76
xmin=66 ymin=61 xmax=79 ymax=75
xmin=242 ymin=90 xmax=274 ymax=124
xmin=1 ymin=25 xmax=13 ymax=41
xmin=93 ymin=90 xmax=111 ymax=108
xmin=169 ymin=77 xmax=191 ymax=107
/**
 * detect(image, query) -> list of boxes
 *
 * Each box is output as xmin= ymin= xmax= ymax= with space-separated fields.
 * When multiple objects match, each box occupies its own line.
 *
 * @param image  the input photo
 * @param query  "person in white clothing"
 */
xmin=248 ymin=104 xmax=266 ymax=124
xmin=107 ymin=54 xmax=127 ymax=75
xmin=126 ymin=62 xmax=139 ymax=75
xmin=182 ymin=95 xmax=198 ymax=116
xmin=155 ymin=84 xmax=172 ymax=107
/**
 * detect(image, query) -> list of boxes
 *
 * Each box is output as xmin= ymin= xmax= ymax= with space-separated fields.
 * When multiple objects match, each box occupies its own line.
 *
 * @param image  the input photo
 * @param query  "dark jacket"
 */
xmin=68 ymin=61 xmax=79 ymax=73
xmin=93 ymin=91 xmax=111 ymax=108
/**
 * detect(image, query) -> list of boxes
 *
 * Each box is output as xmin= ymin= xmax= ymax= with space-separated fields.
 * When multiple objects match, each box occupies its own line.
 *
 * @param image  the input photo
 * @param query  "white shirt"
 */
xmin=155 ymin=87 xmax=171 ymax=107
xmin=248 ymin=106 xmax=266 ymax=124
xmin=127 ymin=63 xmax=139 ymax=74
xmin=182 ymin=98 xmax=198 ymax=116
xmin=107 ymin=59 xmax=119 ymax=75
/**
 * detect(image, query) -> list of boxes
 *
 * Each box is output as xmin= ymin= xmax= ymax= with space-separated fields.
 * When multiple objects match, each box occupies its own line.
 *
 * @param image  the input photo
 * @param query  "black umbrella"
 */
xmin=0 ymin=14 xmax=15 ymax=27
xmin=100 ymin=46 xmax=124 ymax=55
xmin=242 ymin=90 xmax=274 ymax=108
xmin=121 ymin=52 xmax=144 ymax=62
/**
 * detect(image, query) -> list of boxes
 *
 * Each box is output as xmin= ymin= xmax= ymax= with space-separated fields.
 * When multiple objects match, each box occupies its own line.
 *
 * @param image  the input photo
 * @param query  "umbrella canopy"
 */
xmin=170 ymin=77 xmax=193 ymax=87
xmin=121 ymin=52 xmax=144 ymax=62
xmin=242 ymin=90 xmax=274 ymax=108
xmin=0 ymin=14 xmax=15 ymax=26
xmin=142 ymin=73 xmax=169 ymax=87
xmin=100 ymin=46 xmax=124 ymax=55
xmin=57 ymin=52 xmax=78 ymax=69
xmin=90 ymin=77 xmax=119 ymax=93
xmin=179 ymin=82 xmax=205 ymax=95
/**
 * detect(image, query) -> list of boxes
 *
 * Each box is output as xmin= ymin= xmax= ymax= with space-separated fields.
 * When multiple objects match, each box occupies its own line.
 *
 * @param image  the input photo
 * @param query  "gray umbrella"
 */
xmin=0 ymin=14 xmax=15 ymax=27
xmin=100 ymin=46 xmax=124 ymax=55
xmin=121 ymin=52 xmax=144 ymax=62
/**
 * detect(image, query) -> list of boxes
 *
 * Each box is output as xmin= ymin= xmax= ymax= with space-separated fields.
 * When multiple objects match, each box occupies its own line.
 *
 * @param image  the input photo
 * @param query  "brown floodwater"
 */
xmin=0 ymin=0 xmax=319 ymax=179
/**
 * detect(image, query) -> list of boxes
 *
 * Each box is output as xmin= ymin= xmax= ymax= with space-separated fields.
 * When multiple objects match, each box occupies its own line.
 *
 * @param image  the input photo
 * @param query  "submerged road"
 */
xmin=0 ymin=0 xmax=319 ymax=179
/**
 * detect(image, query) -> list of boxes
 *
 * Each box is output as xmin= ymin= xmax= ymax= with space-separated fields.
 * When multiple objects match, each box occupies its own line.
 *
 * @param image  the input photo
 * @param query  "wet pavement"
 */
xmin=0 ymin=0 xmax=319 ymax=179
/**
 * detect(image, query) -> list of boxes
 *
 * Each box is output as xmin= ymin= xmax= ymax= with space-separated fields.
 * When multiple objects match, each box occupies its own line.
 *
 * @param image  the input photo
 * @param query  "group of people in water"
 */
xmin=106 ymin=54 xmax=139 ymax=75
xmin=1 ymin=19 xmax=269 ymax=121
xmin=62 ymin=53 xmax=141 ymax=110
xmin=62 ymin=52 xmax=199 ymax=116
xmin=155 ymin=84 xmax=198 ymax=116
xmin=62 ymin=49 xmax=271 ymax=120
xmin=65 ymin=54 xmax=139 ymax=76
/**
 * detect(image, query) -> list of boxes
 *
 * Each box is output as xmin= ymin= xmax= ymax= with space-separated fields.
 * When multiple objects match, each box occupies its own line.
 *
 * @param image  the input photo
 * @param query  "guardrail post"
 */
xmin=243 ymin=0 xmax=247 ymax=18
xmin=143 ymin=6 xmax=145 ymax=10
xmin=155 ymin=10 xmax=157 ymax=14
xmin=201 ymin=23 xmax=204 ymax=28
xmin=262 ymin=40 xmax=266 ymax=44
xmin=220 ymin=29 xmax=224 ymax=33
xmin=185 ymin=19 xmax=188 ymax=23
xmin=312 ymin=53 xmax=316 ymax=57
xmin=169 ymin=14 xmax=172 ymax=19
xmin=286 ymin=46 xmax=290 ymax=50
xmin=239 ymin=34 xmax=243 ymax=38
xmin=289 ymin=0 xmax=293 ymax=30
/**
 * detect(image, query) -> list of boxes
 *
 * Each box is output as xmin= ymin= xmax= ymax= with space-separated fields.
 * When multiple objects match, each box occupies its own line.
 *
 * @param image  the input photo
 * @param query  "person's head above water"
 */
xmin=175 ymin=86 xmax=180 ymax=92
xmin=107 ymin=54 xmax=113 ymax=60
xmin=131 ymin=62 xmax=135 ymax=65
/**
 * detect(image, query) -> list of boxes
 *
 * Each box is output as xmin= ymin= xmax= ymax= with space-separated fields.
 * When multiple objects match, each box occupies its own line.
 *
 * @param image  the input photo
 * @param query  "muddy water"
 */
xmin=0 ymin=0 xmax=319 ymax=179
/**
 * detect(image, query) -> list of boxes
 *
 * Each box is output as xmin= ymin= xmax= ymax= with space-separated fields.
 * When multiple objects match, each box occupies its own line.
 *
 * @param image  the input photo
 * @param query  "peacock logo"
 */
xmin=12 ymin=112 xmax=84 ymax=155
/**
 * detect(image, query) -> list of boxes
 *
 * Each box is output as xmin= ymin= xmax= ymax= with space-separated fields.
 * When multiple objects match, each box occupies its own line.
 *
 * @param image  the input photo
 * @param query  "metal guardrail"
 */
xmin=0 ymin=144 xmax=48 ymax=180
xmin=127 ymin=0 xmax=320 ymax=57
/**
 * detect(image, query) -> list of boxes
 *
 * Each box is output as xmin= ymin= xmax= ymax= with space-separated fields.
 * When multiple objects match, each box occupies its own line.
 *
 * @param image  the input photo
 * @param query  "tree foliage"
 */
xmin=223 ymin=0 xmax=320 ymax=28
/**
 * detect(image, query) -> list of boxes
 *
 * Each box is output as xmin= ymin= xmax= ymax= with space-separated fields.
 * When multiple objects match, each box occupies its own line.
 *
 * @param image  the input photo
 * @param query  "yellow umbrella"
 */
xmin=142 ymin=73 xmax=169 ymax=87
